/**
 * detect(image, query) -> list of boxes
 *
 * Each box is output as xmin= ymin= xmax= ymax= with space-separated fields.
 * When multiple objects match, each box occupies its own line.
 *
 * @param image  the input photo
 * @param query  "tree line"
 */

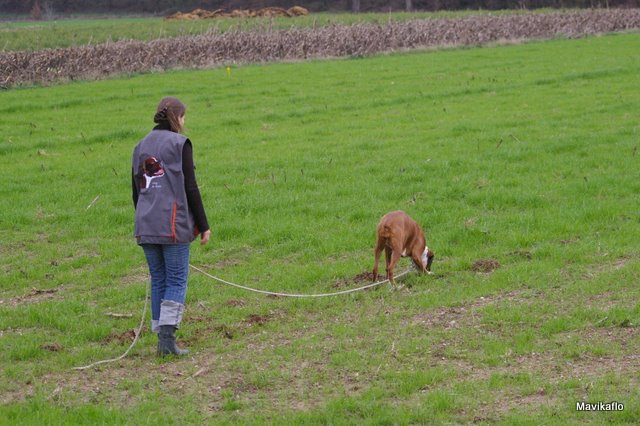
xmin=2 ymin=0 xmax=638 ymax=15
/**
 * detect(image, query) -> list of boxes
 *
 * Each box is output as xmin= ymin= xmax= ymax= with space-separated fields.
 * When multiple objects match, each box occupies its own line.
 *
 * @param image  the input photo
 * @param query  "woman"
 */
xmin=132 ymin=96 xmax=210 ymax=356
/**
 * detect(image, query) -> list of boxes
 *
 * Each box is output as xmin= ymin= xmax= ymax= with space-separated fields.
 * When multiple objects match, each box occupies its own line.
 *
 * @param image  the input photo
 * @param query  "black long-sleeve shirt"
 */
xmin=132 ymin=132 xmax=209 ymax=235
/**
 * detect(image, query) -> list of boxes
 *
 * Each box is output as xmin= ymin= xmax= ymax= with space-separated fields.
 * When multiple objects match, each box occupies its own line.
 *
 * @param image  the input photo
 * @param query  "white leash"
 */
xmin=72 ymin=282 xmax=149 ymax=371
xmin=72 ymin=265 xmax=408 ymax=370
xmin=189 ymin=264 xmax=410 ymax=297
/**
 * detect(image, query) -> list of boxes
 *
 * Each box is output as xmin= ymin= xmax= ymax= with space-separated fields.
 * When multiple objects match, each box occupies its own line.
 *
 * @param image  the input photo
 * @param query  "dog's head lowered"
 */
xmin=413 ymin=246 xmax=435 ymax=273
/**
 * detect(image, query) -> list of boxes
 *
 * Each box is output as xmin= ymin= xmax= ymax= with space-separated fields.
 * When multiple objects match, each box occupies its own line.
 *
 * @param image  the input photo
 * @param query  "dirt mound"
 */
xmin=8 ymin=286 xmax=61 ymax=306
xmin=102 ymin=329 xmax=136 ymax=345
xmin=42 ymin=343 xmax=63 ymax=352
xmin=245 ymin=314 xmax=269 ymax=325
xmin=352 ymin=271 xmax=379 ymax=283
xmin=166 ymin=6 xmax=309 ymax=20
xmin=471 ymin=259 xmax=501 ymax=273
xmin=288 ymin=6 xmax=312 ymax=16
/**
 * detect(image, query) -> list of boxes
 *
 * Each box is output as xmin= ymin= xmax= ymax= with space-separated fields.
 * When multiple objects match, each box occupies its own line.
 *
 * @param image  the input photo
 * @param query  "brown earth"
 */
xmin=4 ymin=283 xmax=638 ymax=420
xmin=2 ymin=9 xmax=640 ymax=87
xmin=332 ymin=269 xmax=405 ymax=289
xmin=165 ymin=6 xmax=310 ymax=20
xmin=42 ymin=343 xmax=64 ymax=352
xmin=101 ymin=329 xmax=136 ymax=345
xmin=5 ymin=286 xmax=62 ymax=307
xmin=471 ymin=259 xmax=501 ymax=273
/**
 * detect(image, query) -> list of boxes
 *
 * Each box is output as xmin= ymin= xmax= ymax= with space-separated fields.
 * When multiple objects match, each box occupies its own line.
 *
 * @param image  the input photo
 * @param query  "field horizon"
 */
xmin=3 ymin=8 xmax=640 ymax=88
xmin=1 ymin=28 xmax=639 ymax=424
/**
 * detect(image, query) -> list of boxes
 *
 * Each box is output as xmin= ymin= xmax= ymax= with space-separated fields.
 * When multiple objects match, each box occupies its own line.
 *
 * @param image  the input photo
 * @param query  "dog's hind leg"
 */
xmin=387 ymin=249 xmax=401 ymax=287
xmin=384 ymin=246 xmax=392 ymax=277
xmin=372 ymin=239 xmax=385 ymax=281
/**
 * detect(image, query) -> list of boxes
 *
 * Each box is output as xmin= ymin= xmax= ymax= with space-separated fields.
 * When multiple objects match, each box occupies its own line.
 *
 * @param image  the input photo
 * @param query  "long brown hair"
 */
xmin=154 ymin=96 xmax=186 ymax=133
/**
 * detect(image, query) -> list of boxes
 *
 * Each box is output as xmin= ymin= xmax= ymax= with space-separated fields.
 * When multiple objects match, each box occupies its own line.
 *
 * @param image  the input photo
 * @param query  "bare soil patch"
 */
xmin=245 ymin=314 xmax=270 ymax=326
xmin=471 ymin=259 xmax=501 ymax=273
xmin=42 ymin=342 xmax=64 ymax=352
xmin=561 ymin=326 xmax=639 ymax=350
xmin=213 ymin=258 xmax=242 ymax=269
xmin=412 ymin=306 xmax=470 ymax=330
xmin=101 ymin=329 xmax=136 ymax=345
xmin=181 ymin=323 xmax=234 ymax=345
xmin=15 ymin=289 xmax=636 ymax=422
xmin=120 ymin=271 xmax=149 ymax=286
xmin=352 ymin=271 xmax=379 ymax=283
xmin=504 ymin=347 xmax=640 ymax=384
xmin=411 ymin=290 xmax=522 ymax=330
xmin=332 ymin=270 xmax=378 ymax=288
xmin=584 ymin=255 xmax=634 ymax=279
xmin=166 ymin=6 xmax=310 ymax=20
xmin=584 ymin=290 xmax=634 ymax=311
xmin=471 ymin=385 xmax=558 ymax=422
xmin=3 ymin=10 xmax=640 ymax=87
xmin=433 ymin=324 xmax=640 ymax=386
xmin=6 ymin=286 xmax=62 ymax=307
xmin=332 ymin=268 xmax=414 ymax=289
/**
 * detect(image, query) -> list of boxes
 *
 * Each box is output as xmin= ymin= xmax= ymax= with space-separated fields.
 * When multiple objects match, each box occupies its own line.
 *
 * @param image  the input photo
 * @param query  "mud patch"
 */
xmin=242 ymin=310 xmax=285 ymax=326
xmin=471 ymin=259 xmax=501 ymax=273
xmin=333 ymin=271 xmax=383 ymax=288
xmin=102 ymin=329 xmax=136 ymax=345
xmin=214 ymin=325 xmax=234 ymax=339
xmin=245 ymin=314 xmax=269 ymax=326
xmin=28 ymin=287 xmax=58 ymax=296
xmin=7 ymin=286 xmax=62 ymax=306
xmin=42 ymin=343 xmax=63 ymax=352
xmin=181 ymin=324 xmax=234 ymax=345
xmin=412 ymin=306 xmax=469 ymax=330
xmin=353 ymin=271 xmax=379 ymax=283
xmin=166 ymin=6 xmax=309 ymax=20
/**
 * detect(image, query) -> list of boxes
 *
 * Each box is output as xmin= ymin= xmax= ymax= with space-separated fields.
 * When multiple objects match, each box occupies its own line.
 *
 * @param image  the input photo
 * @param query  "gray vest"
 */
xmin=132 ymin=130 xmax=196 ymax=244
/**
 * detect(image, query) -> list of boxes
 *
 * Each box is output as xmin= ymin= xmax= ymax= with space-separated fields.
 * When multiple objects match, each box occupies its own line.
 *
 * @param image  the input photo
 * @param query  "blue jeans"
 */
xmin=141 ymin=244 xmax=190 ymax=328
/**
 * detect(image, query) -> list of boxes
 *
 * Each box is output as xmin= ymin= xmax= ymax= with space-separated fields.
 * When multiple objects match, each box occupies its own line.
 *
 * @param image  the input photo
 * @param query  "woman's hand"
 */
xmin=200 ymin=229 xmax=211 ymax=245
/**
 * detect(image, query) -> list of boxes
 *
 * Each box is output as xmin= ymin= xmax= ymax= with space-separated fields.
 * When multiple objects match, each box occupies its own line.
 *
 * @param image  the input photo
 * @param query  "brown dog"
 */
xmin=373 ymin=210 xmax=434 ymax=285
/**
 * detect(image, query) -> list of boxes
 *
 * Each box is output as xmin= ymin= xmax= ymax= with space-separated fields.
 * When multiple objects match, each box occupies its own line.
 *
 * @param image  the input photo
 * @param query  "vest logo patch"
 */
xmin=140 ymin=156 xmax=165 ymax=189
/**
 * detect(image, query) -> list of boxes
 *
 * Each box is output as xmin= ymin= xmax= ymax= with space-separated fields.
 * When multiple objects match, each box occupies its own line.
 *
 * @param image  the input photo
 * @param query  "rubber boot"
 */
xmin=157 ymin=325 xmax=189 ymax=356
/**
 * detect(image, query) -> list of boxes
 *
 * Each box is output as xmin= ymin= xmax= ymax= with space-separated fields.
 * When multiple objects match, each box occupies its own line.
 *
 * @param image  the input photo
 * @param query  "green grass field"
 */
xmin=1 ymin=30 xmax=639 ymax=424
xmin=0 ymin=9 xmax=528 ymax=52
